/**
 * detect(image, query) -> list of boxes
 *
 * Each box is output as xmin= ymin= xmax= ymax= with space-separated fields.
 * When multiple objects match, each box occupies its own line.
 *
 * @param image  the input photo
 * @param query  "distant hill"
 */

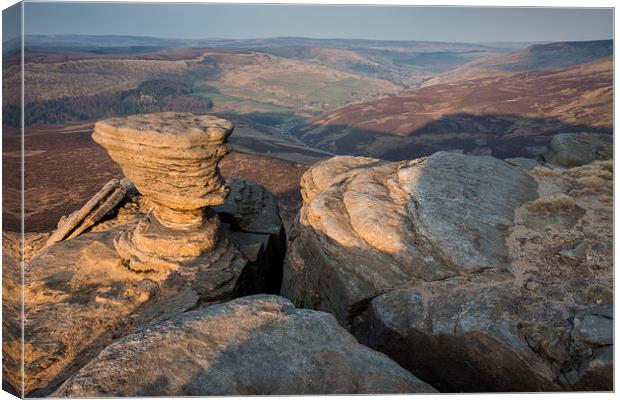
xmin=4 ymin=35 xmax=531 ymax=88
xmin=3 ymin=47 xmax=400 ymax=124
xmin=293 ymin=58 xmax=613 ymax=160
xmin=4 ymin=35 xmax=612 ymax=163
xmin=23 ymin=34 xmax=187 ymax=48
xmin=423 ymin=39 xmax=612 ymax=86
xmin=492 ymin=40 xmax=613 ymax=71
xmin=252 ymin=45 xmax=495 ymax=87
xmin=15 ymin=34 xmax=526 ymax=51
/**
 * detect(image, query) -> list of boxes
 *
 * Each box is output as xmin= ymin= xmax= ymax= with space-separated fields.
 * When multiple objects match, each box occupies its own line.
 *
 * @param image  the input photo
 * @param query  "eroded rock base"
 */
xmin=4 ymin=178 xmax=285 ymax=397
xmin=115 ymin=211 xmax=221 ymax=274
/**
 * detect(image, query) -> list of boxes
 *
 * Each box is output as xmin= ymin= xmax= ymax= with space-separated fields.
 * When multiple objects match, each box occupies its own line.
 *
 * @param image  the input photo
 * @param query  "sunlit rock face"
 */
xmin=282 ymin=150 xmax=613 ymax=392
xmin=283 ymin=152 xmax=538 ymax=323
xmin=92 ymin=112 xmax=234 ymax=273
xmin=3 ymin=113 xmax=286 ymax=396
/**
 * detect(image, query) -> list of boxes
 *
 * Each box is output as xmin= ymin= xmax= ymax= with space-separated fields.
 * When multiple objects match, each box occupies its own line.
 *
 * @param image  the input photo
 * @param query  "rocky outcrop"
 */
xmin=2 ymin=113 xmax=286 ymax=396
xmin=52 ymin=295 xmax=436 ymax=396
xmin=92 ymin=112 xmax=235 ymax=274
xmin=542 ymin=133 xmax=612 ymax=167
xmin=283 ymin=152 xmax=538 ymax=324
xmin=283 ymin=152 xmax=613 ymax=391
xmin=5 ymin=178 xmax=285 ymax=396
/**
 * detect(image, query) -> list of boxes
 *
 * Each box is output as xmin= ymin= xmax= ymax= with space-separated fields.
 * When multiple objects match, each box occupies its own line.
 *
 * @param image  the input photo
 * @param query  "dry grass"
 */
xmin=527 ymin=193 xmax=576 ymax=214
xmin=529 ymin=165 xmax=564 ymax=178
xmin=576 ymin=176 xmax=609 ymax=189
xmin=568 ymin=160 xmax=613 ymax=180
xmin=567 ymin=159 xmax=613 ymax=197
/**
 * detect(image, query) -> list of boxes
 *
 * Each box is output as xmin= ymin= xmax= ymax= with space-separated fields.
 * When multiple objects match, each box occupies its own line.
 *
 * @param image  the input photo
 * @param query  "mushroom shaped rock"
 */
xmin=92 ymin=112 xmax=233 ymax=273
xmin=3 ymin=114 xmax=286 ymax=396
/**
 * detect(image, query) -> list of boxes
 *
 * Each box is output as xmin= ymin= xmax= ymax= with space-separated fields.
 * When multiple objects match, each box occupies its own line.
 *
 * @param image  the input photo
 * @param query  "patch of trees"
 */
xmin=2 ymin=79 xmax=214 ymax=127
xmin=349 ymin=62 xmax=381 ymax=74
xmin=242 ymin=111 xmax=304 ymax=127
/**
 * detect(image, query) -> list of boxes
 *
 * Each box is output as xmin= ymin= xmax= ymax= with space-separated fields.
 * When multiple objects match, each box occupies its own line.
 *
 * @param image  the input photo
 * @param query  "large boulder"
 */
xmin=2 ymin=178 xmax=285 ymax=396
xmin=542 ymin=132 xmax=612 ymax=167
xmin=282 ymin=152 xmax=613 ymax=391
xmin=52 ymin=295 xmax=436 ymax=396
xmin=283 ymin=152 xmax=538 ymax=324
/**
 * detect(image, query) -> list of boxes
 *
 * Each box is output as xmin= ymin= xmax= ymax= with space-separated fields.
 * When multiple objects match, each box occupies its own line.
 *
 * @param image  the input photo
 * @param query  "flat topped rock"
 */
xmin=94 ymin=112 xmax=234 ymax=147
xmin=93 ymin=112 xmax=235 ymax=272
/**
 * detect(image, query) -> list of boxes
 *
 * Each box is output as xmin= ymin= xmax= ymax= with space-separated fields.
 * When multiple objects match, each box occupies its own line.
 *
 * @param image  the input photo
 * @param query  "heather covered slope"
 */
xmin=3 ymin=48 xmax=400 ymax=124
xmin=241 ymin=40 xmax=507 ymax=87
xmin=294 ymin=57 xmax=612 ymax=160
xmin=10 ymin=35 xmax=518 ymax=88
xmin=3 ymin=35 xmax=524 ymax=127
xmin=423 ymin=39 xmax=612 ymax=86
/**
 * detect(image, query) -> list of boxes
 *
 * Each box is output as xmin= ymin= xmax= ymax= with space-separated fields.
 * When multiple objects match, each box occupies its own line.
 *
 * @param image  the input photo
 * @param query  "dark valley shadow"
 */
xmin=293 ymin=112 xmax=613 ymax=161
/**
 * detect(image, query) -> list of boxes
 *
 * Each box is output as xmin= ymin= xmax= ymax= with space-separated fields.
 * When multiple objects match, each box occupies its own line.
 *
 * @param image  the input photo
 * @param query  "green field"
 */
xmin=192 ymin=86 xmax=294 ymax=113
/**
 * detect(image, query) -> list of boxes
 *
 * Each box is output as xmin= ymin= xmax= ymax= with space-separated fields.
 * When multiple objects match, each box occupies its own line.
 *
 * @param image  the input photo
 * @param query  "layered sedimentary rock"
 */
xmin=92 ymin=112 xmax=234 ymax=274
xmin=3 ymin=113 xmax=286 ymax=396
xmin=53 ymin=295 xmax=436 ymax=396
xmin=282 ymin=151 xmax=613 ymax=391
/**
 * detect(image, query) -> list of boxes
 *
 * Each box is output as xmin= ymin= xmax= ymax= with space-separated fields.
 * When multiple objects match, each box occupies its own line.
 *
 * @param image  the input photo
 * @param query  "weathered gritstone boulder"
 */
xmin=2 ymin=114 xmax=286 ymax=396
xmin=283 ymin=152 xmax=538 ymax=323
xmin=542 ymin=132 xmax=612 ymax=167
xmin=92 ymin=112 xmax=233 ymax=274
xmin=52 ymin=295 xmax=436 ymax=397
xmin=283 ymin=152 xmax=613 ymax=392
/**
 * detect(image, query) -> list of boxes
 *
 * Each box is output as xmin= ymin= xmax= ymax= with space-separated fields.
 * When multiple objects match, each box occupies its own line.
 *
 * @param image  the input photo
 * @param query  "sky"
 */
xmin=2 ymin=2 xmax=614 ymax=43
